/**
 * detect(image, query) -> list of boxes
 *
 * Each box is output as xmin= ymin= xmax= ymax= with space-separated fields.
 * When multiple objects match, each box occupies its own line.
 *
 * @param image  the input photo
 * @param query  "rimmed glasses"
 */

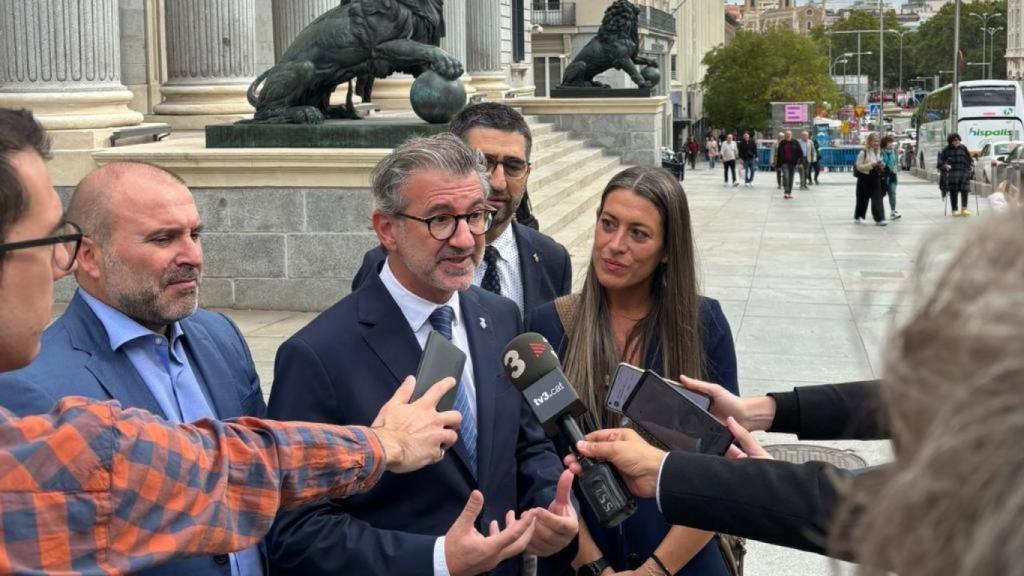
xmin=483 ymin=154 xmax=530 ymax=180
xmin=395 ymin=209 xmax=496 ymax=241
xmin=0 ymin=221 xmax=83 ymax=271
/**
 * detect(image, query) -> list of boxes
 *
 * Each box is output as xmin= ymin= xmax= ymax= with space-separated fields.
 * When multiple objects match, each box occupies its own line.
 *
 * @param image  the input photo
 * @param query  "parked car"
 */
xmin=975 ymin=141 xmax=1024 ymax=184
xmin=897 ymin=139 xmax=916 ymax=170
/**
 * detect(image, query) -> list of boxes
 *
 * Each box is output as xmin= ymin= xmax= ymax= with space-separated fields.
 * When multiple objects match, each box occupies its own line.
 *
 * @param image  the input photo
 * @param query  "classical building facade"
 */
xmin=740 ymin=0 xmax=827 ymax=33
xmin=672 ymin=0 xmax=725 ymax=146
xmin=1009 ymin=0 xmax=1024 ymax=83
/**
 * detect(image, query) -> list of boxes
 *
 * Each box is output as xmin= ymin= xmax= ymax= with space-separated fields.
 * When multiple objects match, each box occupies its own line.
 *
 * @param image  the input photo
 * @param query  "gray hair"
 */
xmin=371 ymin=133 xmax=490 ymax=214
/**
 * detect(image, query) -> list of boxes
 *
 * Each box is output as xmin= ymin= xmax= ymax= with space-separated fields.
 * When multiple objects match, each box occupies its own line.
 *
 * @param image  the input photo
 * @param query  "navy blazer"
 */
xmin=351 ymin=222 xmax=572 ymax=321
xmin=529 ymin=297 xmax=737 ymax=576
xmin=266 ymin=273 xmax=569 ymax=575
xmin=0 ymin=290 xmax=266 ymax=576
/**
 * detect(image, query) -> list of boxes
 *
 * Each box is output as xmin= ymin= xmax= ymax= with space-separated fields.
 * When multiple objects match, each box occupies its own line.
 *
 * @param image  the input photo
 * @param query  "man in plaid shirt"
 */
xmin=0 ymin=107 xmax=474 ymax=574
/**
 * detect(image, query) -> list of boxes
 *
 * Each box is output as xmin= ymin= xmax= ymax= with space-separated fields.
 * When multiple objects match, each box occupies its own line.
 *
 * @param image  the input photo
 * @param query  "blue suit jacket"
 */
xmin=0 ymin=291 xmax=267 ymax=576
xmin=266 ymin=273 xmax=569 ymax=575
xmin=351 ymin=222 xmax=572 ymax=322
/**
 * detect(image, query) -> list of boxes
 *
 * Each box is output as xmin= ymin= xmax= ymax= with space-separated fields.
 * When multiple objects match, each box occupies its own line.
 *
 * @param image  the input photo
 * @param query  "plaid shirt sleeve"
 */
xmin=0 ymin=397 xmax=385 ymax=575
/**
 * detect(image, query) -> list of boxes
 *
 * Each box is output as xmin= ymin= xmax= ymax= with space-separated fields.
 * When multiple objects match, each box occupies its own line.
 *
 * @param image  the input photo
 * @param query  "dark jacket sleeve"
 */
xmin=658 ymin=451 xmax=880 ymax=559
xmin=768 ymin=380 xmax=887 ymax=440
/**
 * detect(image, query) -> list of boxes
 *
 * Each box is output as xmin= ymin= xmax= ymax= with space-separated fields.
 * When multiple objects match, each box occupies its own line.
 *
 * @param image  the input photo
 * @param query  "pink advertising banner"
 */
xmin=784 ymin=104 xmax=807 ymax=123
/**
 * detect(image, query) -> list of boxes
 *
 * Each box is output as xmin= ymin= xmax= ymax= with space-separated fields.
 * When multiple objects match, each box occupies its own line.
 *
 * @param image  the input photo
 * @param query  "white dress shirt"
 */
xmin=379 ymin=259 xmax=477 ymax=576
xmin=473 ymin=223 xmax=524 ymax=317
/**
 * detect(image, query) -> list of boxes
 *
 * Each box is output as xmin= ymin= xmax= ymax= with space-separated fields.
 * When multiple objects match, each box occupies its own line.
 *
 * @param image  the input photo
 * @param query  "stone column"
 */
xmin=152 ymin=0 xmax=257 ymax=128
xmin=440 ymin=0 xmax=476 ymax=96
xmin=271 ymin=0 xmax=335 ymax=60
xmin=0 ymin=0 xmax=143 ymax=129
xmin=466 ymin=0 xmax=509 ymax=99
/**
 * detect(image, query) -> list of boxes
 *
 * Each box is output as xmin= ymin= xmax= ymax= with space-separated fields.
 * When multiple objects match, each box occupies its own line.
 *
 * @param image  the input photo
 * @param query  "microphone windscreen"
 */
xmin=501 ymin=332 xmax=561 ymax=392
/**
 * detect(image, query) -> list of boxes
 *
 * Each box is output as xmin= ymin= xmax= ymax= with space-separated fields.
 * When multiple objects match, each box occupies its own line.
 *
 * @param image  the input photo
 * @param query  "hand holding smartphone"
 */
xmin=411 ymin=331 xmax=466 ymax=412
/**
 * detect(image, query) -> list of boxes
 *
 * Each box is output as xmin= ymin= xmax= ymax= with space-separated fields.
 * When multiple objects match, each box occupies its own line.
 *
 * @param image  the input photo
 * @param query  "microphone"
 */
xmin=502 ymin=332 xmax=636 ymax=528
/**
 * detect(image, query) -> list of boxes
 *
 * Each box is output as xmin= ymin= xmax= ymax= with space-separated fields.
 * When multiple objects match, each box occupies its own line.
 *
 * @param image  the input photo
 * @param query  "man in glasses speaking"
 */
xmin=267 ymin=133 xmax=579 ymax=575
xmin=353 ymin=102 xmax=572 ymax=321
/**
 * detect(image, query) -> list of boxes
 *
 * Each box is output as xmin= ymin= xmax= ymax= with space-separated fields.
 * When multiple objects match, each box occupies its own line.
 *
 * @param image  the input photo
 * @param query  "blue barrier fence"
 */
xmin=757 ymin=147 xmax=862 ymax=172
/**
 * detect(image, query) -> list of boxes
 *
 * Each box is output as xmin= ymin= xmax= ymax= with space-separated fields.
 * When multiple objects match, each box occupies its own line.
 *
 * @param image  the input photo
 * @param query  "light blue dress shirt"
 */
xmin=80 ymin=290 xmax=264 ymax=576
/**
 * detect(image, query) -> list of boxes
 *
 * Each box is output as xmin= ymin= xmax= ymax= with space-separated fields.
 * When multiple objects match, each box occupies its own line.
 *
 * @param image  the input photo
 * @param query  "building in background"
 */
xmin=725 ymin=4 xmax=742 ymax=42
xmin=740 ymin=0 xmax=827 ymax=33
xmin=673 ymin=0 xmax=725 ymax=147
xmin=1009 ymin=0 xmax=1024 ymax=83
xmin=898 ymin=0 xmax=950 ymax=27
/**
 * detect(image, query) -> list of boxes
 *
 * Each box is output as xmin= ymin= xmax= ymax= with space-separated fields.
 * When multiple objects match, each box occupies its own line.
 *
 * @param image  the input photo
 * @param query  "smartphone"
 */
xmin=606 ymin=363 xmax=710 ymax=413
xmin=411 ymin=330 xmax=466 ymax=412
xmin=612 ymin=368 xmax=734 ymax=456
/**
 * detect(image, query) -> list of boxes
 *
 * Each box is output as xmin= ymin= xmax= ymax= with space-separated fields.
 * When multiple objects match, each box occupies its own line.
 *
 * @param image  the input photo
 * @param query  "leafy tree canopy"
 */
xmin=701 ymin=27 xmax=843 ymax=133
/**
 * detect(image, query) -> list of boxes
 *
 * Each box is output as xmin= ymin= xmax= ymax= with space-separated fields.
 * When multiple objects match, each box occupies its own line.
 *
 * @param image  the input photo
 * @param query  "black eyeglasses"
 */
xmin=483 ymin=153 xmax=530 ymax=180
xmin=0 ymin=221 xmax=82 ymax=271
xmin=395 ymin=208 xmax=496 ymax=241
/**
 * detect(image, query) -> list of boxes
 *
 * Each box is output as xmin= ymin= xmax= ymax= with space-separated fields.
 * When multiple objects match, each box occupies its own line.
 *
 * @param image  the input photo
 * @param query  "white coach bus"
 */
xmin=916 ymin=80 xmax=1024 ymax=172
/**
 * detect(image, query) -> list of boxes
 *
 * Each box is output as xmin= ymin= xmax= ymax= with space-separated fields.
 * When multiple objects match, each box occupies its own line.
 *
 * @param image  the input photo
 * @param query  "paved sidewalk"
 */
xmin=53 ymin=161 xmax=981 ymax=575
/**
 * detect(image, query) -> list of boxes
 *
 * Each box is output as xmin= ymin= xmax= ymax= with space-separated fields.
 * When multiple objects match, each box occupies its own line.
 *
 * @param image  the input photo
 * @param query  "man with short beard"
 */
xmin=353 ymin=102 xmax=572 ymax=321
xmin=0 ymin=161 xmax=269 ymax=576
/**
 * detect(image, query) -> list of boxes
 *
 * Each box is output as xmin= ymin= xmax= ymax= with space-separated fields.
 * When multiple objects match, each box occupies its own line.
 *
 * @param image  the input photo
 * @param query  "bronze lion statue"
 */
xmin=560 ymin=0 xmax=658 ymax=89
xmin=243 ymin=0 xmax=462 ymax=124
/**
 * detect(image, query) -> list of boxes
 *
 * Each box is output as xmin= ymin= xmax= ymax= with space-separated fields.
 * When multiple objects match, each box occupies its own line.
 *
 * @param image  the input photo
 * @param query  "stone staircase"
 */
xmin=521 ymin=116 xmax=631 ymax=289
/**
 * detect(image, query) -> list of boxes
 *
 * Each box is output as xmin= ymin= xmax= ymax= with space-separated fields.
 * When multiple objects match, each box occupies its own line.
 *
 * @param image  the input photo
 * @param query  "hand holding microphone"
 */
xmin=502 ymin=333 xmax=636 ymax=528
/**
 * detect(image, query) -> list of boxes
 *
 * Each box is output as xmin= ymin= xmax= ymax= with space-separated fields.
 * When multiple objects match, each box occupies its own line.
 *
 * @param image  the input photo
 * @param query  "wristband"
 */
xmin=650 ymin=552 xmax=671 ymax=575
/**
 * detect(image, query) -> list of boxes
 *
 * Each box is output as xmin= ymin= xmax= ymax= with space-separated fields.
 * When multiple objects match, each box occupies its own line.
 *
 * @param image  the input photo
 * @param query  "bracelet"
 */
xmin=650 ymin=552 xmax=671 ymax=576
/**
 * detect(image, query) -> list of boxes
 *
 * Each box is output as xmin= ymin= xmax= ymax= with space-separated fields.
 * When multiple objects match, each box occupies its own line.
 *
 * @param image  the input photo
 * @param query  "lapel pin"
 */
xmin=532 ymin=253 xmax=540 ymax=263
xmin=479 ymin=317 xmax=487 ymax=329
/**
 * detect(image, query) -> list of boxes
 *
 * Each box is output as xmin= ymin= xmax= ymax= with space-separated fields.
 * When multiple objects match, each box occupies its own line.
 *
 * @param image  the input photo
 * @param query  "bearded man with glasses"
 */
xmin=353 ymin=102 xmax=572 ymax=321
xmin=267 ymin=133 xmax=579 ymax=576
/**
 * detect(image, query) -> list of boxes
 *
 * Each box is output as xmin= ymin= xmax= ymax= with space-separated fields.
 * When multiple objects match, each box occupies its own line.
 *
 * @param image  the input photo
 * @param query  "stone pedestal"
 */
xmin=150 ymin=0 xmax=257 ymax=129
xmin=466 ymin=0 xmax=509 ymax=99
xmin=512 ymin=97 xmax=669 ymax=166
xmin=372 ymin=75 xmax=415 ymax=111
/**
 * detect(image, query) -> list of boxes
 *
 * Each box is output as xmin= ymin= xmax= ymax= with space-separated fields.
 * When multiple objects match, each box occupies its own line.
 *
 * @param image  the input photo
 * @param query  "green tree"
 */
xmin=701 ymin=28 xmax=843 ymax=133
xmin=909 ymin=0 xmax=1007 ymax=87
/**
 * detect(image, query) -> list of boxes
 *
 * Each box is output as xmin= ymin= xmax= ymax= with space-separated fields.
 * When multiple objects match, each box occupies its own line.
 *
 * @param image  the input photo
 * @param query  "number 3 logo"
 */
xmin=504 ymin=350 xmax=526 ymax=379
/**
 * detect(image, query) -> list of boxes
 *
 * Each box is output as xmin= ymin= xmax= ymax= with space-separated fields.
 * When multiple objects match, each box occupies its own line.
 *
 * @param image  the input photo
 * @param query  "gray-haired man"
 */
xmin=268 ymin=133 xmax=579 ymax=576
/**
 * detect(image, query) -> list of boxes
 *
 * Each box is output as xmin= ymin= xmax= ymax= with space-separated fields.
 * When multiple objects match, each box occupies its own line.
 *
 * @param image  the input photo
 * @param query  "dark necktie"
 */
xmin=481 ymin=245 xmax=502 ymax=295
xmin=427 ymin=306 xmax=477 ymax=473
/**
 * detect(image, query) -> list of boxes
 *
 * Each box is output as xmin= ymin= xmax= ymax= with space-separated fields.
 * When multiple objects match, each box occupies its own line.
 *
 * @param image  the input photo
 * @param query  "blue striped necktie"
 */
xmin=428 ymin=306 xmax=477 ymax=474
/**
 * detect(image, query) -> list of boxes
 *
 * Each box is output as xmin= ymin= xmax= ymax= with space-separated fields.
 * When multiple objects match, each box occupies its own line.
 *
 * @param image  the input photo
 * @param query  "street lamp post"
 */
xmin=986 ymin=26 xmax=1004 ymax=78
xmin=970 ymin=10 xmax=1002 ymax=79
xmin=831 ymin=55 xmax=851 ymax=76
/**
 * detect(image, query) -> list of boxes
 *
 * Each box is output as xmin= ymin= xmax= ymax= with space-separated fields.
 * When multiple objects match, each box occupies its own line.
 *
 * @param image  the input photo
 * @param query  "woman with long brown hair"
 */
xmin=529 ymin=166 xmax=738 ymax=576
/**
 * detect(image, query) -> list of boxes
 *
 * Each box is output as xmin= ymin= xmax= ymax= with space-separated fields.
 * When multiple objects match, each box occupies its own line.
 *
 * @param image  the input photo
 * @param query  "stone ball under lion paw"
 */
xmin=641 ymin=66 xmax=661 ymax=87
xmin=411 ymin=70 xmax=467 ymax=124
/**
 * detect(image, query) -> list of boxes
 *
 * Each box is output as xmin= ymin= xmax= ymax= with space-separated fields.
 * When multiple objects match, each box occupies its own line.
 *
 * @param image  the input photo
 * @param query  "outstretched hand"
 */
xmin=372 ymin=376 xmax=462 ymax=474
xmin=445 ymin=491 xmax=537 ymax=576
xmin=526 ymin=469 xmax=579 ymax=557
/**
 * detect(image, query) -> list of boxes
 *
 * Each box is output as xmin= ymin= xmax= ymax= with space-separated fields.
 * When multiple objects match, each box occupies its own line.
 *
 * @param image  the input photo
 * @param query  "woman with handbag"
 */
xmin=528 ymin=166 xmax=740 ymax=576
xmin=854 ymin=133 xmax=888 ymax=226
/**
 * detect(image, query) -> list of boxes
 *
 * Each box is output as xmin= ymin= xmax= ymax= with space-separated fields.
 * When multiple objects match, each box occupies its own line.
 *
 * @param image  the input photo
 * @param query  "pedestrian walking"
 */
xmin=811 ymin=137 xmax=822 ymax=184
xmin=738 ymin=131 xmax=758 ymax=186
xmin=706 ymin=136 xmax=719 ymax=169
xmin=854 ymin=132 xmax=888 ymax=226
xmin=721 ymin=133 xmax=739 ymax=186
xmin=775 ymin=131 xmax=803 ymax=199
xmin=770 ymin=131 xmax=785 ymax=189
xmin=938 ymin=133 xmax=975 ymax=217
xmin=880 ymin=135 xmax=901 ymax=220
xmin=686 ymin=137 xmax=699 ymax=169
xmin=798 ymin=131 xmax=818 ymax=189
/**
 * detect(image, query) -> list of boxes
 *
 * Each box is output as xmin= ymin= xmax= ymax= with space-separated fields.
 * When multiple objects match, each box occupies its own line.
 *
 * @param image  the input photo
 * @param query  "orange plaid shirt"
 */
xmin=0 ymin=397 xmax=385 ymax=575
